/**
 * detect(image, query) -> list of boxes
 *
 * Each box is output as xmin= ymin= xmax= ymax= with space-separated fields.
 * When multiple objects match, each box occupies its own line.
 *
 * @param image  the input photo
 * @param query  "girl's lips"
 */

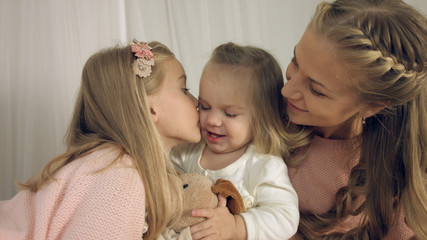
xmin=205 ymin=131 xmax=224 ymax=143
xmin=287 ymin=101 xmax=308 ymax=112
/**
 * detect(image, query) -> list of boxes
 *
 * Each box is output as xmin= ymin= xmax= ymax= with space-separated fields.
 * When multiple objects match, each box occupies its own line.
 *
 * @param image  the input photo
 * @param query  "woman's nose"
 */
xmin=281 ymin=75 xmax=303 ymax=100
xmin=282 ymin=63 xmax=304 ymax=100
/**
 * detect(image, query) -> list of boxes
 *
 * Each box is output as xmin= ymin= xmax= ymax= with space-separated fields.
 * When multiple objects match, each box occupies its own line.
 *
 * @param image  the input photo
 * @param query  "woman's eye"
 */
xmin=291 ymin=56 xmax=298 ymax=67
xmin=309 ymin=85 xmax=326 ymax=97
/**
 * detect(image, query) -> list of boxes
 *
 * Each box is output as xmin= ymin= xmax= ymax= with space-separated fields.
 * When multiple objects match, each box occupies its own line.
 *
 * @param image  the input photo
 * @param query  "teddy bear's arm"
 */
xmin=211 ymin=178 xmax=245 ymax=214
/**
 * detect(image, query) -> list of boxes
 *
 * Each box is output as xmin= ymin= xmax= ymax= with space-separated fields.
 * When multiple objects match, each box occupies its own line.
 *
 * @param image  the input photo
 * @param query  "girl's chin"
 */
xmin=185 ymin=133 xmax=201 ymax=144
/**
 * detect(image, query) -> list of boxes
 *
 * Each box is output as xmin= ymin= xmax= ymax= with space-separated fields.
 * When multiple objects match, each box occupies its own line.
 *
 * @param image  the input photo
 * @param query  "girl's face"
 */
xmin=198 ymin=63 xmax=253 ymax=156
xmin=281 ymin=28 xmax=365 ymax=139
xmin=149 ymin=59 xmax=201 ymax=150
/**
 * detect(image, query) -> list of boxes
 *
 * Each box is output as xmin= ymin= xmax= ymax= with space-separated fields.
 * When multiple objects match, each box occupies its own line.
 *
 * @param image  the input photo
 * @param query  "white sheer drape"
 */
xmin=123 ymin=0 xmax=318 ymax=94
xmin=0 ymin=0 xmax=127 ymax=200
xmin=1 ymin=0 xmax=426 ymax=200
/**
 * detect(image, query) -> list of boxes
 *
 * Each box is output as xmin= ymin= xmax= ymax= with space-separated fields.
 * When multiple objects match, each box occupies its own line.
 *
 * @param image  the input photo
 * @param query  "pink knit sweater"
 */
xmin=0 ymin=146 xmax=146 ymax=240
xmin=288 ymin=136 xmax=414 ymax=239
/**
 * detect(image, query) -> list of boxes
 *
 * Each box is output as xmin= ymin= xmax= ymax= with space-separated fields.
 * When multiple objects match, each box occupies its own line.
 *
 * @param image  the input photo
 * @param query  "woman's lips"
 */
xmin=287 ymin=101 xmax=308 ymax=112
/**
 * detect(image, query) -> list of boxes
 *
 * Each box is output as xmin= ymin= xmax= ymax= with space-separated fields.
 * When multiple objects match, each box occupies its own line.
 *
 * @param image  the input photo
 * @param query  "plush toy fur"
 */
xmin=212 ymin=179 xmax=246 ymax=214
xmin=170 ymin=173 xmax=245 ymax=233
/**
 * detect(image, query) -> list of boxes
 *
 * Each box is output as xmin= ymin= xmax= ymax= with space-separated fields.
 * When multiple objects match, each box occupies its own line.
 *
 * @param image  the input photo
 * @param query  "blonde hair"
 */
xmin=293 ymin=0 xmax=427 ymax=239
xmin=19 ymin=41 xmax=182 ymax=239
xmin=206 ymin=42 xmax=309 ymax=160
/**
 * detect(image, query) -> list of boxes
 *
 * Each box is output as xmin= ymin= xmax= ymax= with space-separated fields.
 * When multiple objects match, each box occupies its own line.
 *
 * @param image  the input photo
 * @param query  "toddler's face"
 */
xmin=198 ymin=63 xmax=252 ymax=155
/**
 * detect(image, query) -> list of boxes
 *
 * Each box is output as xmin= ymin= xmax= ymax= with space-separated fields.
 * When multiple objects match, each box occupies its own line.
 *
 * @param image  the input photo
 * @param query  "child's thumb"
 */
xmin=217 ymin=194 xmax=227 ymax=207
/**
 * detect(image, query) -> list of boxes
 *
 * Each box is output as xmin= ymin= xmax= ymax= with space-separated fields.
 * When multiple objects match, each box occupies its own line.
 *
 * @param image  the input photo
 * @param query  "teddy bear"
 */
xmin=170 ymin=172 xmax=245 ymax=233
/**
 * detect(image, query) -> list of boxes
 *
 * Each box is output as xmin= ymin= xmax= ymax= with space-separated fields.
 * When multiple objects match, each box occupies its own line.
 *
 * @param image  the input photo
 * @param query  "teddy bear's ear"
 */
xmin=211 ymin=179 xmax=245 ymax=214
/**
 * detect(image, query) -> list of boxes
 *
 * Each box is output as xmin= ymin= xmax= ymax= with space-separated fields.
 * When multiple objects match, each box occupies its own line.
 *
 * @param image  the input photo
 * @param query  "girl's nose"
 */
xmin=206 ymin=110 xmax=222 ymax=127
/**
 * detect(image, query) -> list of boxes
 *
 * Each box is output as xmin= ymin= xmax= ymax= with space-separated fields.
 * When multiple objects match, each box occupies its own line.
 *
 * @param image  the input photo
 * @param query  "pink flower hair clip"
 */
xmin=131 ymin=39 xmax=155 ymax=78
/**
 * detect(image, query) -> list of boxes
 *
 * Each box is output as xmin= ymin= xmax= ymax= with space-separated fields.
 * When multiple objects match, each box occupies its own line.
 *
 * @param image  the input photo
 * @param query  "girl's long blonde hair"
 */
xmin=291 ymin=0 xmax=427 ymax=239
xmin=19 ymin=41 xmax=182 ymax=239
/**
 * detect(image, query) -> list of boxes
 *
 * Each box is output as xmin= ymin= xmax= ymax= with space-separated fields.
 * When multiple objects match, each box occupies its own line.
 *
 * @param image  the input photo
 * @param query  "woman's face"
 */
xmin=149 ymin=59 xmax=201 ymax=150
xmin=281 ymin=28 xmax=365 ymax=139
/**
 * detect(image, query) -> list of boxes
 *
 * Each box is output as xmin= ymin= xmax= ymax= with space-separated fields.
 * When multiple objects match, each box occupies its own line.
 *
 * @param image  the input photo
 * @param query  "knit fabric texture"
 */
xmin=289 ymin=135 xmax=414 ymax=239
xmin=0 ymin=146 xmax=146 ymax=240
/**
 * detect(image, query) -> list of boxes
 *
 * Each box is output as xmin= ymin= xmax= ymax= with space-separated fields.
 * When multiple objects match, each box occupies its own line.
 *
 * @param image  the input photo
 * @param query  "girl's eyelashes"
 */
xmin=225 ymin=112 xmax=237 ymax=118
xmin=199 ymin=104 xmax=237 ymax=117
xmin=182 ymin=88 xmax=190 ymax=95
xmin=199 ymin=104 xmax=210 ymax=110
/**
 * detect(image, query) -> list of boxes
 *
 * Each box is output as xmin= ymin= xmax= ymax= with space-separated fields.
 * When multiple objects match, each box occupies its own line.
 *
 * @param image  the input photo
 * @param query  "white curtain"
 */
xmin=0 ymin=0 xmax=127 ymax=200
xmin=1 ymin=0 xmax=426 ymax=200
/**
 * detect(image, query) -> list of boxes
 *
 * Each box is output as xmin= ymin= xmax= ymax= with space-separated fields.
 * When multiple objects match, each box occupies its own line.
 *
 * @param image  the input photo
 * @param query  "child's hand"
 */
xmin=190 ymin=195 xmax=247 ymax=240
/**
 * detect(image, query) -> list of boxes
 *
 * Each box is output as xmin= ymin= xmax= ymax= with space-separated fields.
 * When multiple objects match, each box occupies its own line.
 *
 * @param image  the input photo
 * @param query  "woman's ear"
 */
xmin=363 ymin=102 xmax=389 ymax=118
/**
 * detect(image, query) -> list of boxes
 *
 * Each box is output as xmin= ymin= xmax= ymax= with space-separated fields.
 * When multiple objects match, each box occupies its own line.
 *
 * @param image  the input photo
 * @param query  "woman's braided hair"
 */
xmin=296 ymin=0 xmax=427 ymax=239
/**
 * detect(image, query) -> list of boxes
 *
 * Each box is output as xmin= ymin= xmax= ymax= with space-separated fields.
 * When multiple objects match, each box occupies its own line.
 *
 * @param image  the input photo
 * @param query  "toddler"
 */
xmin=171 ymin=42 xmax=299 ymax=240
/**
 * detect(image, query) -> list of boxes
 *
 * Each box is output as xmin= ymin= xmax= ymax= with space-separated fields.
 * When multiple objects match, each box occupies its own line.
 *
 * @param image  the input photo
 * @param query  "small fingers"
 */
xmin=217 ymin=195 xmax=227 ymax=207
xmin=192 ymin=208 xmax=215 ymax=218
xmin=191 ymin=226 xmax=217 ymax=240
xmin=190 ymin=220 xmax=213 ymax=240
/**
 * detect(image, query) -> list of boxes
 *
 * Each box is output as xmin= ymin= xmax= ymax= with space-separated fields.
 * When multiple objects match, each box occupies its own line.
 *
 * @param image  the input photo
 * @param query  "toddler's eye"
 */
xmin=199 ymin=104 xmax=210 ymax=110
xmin=225 ymin=112 xmax=237 ymax=118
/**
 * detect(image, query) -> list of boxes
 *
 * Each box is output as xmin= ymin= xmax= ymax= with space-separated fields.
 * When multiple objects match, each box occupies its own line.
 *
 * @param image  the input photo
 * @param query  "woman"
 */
xmin=282 ymin=0 xmax=427 ymax=239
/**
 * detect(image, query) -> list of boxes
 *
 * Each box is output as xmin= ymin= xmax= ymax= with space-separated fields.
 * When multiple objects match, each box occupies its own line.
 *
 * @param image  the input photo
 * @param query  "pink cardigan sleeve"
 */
xmin=0 ymin=149 xmax=147 ymax=240
xmin=55 ymin=157 xmax=146 ymax=239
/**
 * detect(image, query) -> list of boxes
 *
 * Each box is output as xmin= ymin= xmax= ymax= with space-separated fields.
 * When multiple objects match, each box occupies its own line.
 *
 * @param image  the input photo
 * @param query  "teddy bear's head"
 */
xmin=170 ymin=173 xmax=245 ymax=233
xmin=170 ymin=173 xmax=218 ymax=232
